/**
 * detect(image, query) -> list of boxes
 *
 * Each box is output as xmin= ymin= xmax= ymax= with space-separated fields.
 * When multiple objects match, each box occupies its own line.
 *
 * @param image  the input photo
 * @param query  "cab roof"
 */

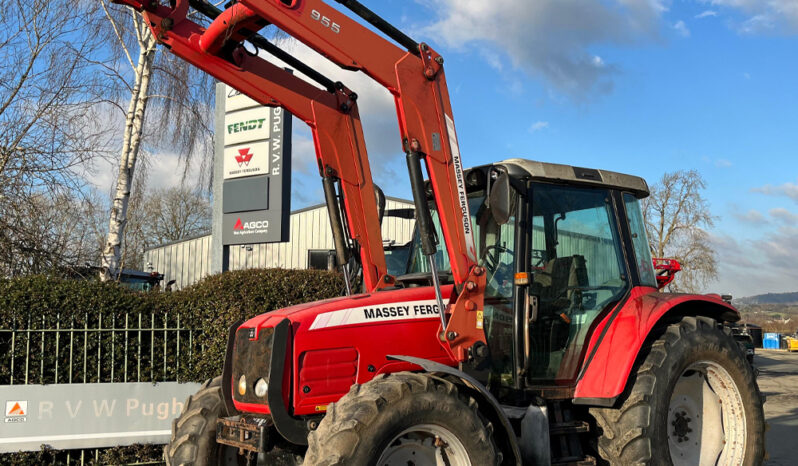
xmin=500 ymin=158 xmax=650 ymax=198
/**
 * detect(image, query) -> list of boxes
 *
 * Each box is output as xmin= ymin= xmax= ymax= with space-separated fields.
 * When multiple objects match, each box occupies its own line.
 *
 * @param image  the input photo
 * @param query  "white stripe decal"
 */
xmin=445 ymin=114 xmax=477 ymax=262
xmin=0 ymin=430 xmax=170 ymax=444
xmin=309 ymin=299 xmax=441 ymax=330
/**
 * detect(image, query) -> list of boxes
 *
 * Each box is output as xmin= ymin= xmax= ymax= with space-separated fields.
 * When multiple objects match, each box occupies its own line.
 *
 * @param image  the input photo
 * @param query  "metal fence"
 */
xmin=0 ymin=312 xmax=197 ymax=465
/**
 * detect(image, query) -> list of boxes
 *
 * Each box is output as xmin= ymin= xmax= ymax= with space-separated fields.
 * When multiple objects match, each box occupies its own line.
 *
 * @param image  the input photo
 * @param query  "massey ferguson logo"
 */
xmin=233 ymin=218 xmax=269 ymax=232
xmin=235 ymin=148 xmax=253 ymax=167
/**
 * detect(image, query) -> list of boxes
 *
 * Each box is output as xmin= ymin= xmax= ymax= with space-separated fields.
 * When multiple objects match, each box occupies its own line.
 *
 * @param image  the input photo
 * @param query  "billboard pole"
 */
xmin=211 ymin=83 xmax=227 ymax=274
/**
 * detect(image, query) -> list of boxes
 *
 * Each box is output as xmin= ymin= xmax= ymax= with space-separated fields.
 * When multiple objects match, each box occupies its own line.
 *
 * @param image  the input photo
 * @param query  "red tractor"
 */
xmin=113 ymin=1 xmax=764 ymax=464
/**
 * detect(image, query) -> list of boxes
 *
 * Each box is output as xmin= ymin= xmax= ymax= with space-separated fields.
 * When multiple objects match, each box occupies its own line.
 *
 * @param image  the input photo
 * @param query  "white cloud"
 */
xmin=769 ymin=207 xmax=798 ymax=224
xmin=701 ymin=156 xmax=733 ymax=168
xmin=752 ymin=180 xmax=798 ymax=203
xmin=734 ymin=209 xmax=767 ymax=224
xmin=759 ymin=226 xmax=798 ymax=272
xmin=707 ymin=230 xmax=798 ymax=296
xmin=419 ymin=0 xmax=667 ymax=99
xmin=592 ymin=55 xmax=606 ymax=68
xmin=290 ymin=129 xmax=317 ymax=176
xmin=673 ymin=20 xmax=691 ymax=37
xmin=695 ymin=10 xmax=718 ymax=18
xmin=530 ymin=121 xmax=550 ymax=132
xmin=703 ymin=0 xmax=798 ymax=34
xmin=739 ymin=14 xmax=776 ymax=34
xmin=80 ymin=157 xmax=117 ymax=194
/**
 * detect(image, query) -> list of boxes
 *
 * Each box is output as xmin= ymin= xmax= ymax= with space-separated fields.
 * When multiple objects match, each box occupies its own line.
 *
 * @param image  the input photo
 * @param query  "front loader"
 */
xmin=112 ymin=1 xmax=765 ymax=464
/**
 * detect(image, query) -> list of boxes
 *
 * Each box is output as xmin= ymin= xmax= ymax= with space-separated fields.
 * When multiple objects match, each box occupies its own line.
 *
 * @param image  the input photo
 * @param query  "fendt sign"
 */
xmin=219 ymin=85 xmax=291 ymax=245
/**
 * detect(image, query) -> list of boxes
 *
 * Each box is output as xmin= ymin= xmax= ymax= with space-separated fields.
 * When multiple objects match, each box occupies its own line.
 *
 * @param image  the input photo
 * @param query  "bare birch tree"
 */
xmin=99 ymin=7 xmax=157 ymax=281
xmin=97 ymin=1 xmax=215 ymax=281
xmin=642 ymin=170 xmax=717 ymax=293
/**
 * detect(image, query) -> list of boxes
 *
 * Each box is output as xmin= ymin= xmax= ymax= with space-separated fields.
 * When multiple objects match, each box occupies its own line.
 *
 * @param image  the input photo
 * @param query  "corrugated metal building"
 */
xmin=144 ymin=198 xmax=415 ymax=290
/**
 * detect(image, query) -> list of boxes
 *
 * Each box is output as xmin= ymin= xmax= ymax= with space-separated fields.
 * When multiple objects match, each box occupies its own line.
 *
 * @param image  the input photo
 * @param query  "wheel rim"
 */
xmin=377 ymin=423 xmax=471 ymax=466
xmin=668 ymin=360 xmax=747 ymax=465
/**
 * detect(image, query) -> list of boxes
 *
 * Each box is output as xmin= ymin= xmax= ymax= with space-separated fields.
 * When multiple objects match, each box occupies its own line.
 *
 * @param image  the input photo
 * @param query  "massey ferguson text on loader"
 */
xmin=110 ymin=1 xmax=765 ymax=464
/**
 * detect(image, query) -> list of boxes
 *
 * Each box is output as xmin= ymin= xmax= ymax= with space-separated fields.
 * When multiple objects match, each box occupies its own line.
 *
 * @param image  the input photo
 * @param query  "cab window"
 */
xmin=623 ymin=193 xmax=657 ymax=288
xmin=528 ymin=184 xmax=628 ymax=382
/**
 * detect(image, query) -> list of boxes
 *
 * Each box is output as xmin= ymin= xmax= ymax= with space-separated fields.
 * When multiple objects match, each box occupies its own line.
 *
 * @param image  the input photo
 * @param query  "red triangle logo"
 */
xmin=235 ymin=148 xmax=254 ymax=167
xmin=8 ymin=402 xmax=24 ymax=416
xmin=233 ymin=218 xmax=244 ymax=230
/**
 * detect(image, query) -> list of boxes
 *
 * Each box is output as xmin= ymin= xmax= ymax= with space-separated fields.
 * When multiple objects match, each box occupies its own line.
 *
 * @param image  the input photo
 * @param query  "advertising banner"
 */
xmin=223 ymin=210 xmax=286 ymax=244
xmin=223 ymin=141 xmax=271 ymax=180
xmin=0 ymin=382 xmax=200 ymax=452
xmin=219 ymin=84 xmax=291 ymax=245
xmin=224 ymin=107 xmax=271 ymax=146
xmin=224 ymin=86 xmax=260 ymax=112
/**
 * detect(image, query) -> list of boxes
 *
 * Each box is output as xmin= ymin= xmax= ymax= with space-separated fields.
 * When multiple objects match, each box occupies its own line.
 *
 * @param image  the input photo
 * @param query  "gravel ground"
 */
xmin=755 ymin=349 xmax=798 ymax=466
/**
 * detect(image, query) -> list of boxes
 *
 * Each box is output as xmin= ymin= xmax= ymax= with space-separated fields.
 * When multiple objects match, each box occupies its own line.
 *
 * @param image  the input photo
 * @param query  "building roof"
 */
xmin=289 ymin=196 xmax=413 ymax=215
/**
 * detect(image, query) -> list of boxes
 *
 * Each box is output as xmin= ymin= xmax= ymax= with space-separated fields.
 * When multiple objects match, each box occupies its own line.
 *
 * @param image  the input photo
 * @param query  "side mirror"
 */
xmin=488 ymin=171 xmax=512 ymax=225
xmin=374 ymin=184 xmax=386 ymax=225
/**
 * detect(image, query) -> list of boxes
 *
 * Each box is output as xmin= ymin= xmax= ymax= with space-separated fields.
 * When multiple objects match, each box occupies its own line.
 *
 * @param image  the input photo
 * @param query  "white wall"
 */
xmin=144 ymin=199 xmax=415 ymax=290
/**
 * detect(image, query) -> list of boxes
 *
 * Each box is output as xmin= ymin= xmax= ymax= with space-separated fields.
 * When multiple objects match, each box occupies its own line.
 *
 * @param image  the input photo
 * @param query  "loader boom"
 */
xmin=234 ymin=0 xmax=489 ymax=361
xmin=113 ymin=0 xmax=486 ymax=361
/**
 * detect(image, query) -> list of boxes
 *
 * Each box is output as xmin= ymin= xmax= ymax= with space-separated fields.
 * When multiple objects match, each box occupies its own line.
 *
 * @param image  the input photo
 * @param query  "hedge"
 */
xmin=0 ymin=268 xmax=344 ymax=465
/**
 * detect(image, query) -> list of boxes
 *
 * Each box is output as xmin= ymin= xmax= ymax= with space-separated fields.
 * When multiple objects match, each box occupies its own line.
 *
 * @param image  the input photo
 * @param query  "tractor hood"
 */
xmin=232 ymin=285 xmax=459 ymax=418
xmin=240 ymin=284 xmax=456 ymax=334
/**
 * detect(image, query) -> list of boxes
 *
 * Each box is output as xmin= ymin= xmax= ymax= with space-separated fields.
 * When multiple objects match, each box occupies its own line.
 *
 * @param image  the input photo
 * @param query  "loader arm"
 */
xmin=236 ymin=0 xmax=485 ymax=361
xmin=114 ymin=0 xmax=485 ymax=361
xmin=112 ymin=0 xmax=390 ymax=291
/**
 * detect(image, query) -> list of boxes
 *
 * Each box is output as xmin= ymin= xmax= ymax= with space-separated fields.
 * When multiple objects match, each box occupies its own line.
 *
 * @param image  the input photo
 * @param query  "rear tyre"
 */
xmin=164 ymin=377 xmax=243 ymax=466
xmin=303 ymin=372 xmax=499 ymax=466
xmin=590 ymin=316 xmax=765 ymax=465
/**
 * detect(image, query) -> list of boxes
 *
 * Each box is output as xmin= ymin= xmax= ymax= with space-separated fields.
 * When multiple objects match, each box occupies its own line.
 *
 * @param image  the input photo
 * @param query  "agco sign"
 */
xmin=233 ymin=218 xmax=269 ymax=232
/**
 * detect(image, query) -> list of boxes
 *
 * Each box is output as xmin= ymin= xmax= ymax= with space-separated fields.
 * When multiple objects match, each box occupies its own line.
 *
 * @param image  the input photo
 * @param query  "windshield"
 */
xmin=405 ymin=191 xmax=516 ymax=282
xmin=405 ymin=188 xmax=520 ymax=388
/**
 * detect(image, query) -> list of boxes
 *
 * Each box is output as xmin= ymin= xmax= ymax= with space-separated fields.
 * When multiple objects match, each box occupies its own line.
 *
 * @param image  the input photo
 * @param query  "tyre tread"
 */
xmin=589 ymin=316 xmax=765 ymax=465
xmin=164 ymin=376 xmax=226 ymax=466
xmin=304 ymin=372 xmax=497 ymax=466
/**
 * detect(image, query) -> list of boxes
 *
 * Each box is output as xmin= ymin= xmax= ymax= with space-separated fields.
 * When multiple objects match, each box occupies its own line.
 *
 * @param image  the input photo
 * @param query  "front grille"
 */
xmin=232 ymin=326 xmax=274 ymax=405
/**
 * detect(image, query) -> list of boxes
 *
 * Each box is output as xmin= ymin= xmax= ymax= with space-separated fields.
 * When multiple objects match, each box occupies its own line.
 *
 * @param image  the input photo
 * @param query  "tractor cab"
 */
xmin=402 ymin=158 xmax=656 ymax=394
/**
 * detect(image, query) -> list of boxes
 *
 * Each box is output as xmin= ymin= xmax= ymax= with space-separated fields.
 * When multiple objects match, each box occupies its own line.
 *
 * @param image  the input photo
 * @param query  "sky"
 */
xmin=92 ymin=0 xmax=798 ymax=297
xmin=281 ymin=0 xmax=798 ymax=297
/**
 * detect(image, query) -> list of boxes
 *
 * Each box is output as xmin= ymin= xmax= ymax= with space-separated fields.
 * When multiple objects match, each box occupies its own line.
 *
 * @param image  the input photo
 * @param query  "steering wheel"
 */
xmin=480 ymin=244 xmax=510 ymax=270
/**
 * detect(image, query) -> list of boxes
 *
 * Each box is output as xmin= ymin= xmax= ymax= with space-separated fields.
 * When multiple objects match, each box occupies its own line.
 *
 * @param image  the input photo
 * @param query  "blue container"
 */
xmin=763 ymin=333 xmax=780 ymax=349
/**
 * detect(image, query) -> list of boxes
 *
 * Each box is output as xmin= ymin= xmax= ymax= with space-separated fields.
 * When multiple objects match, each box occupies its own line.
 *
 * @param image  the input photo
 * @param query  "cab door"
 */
xmin=525 ymin=183 xmax=631 ymax=384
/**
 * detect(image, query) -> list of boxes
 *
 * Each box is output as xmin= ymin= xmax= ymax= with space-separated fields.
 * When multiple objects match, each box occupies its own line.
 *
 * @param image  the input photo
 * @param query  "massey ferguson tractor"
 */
xmin=111 ymin=1 xmax=764 ymax=464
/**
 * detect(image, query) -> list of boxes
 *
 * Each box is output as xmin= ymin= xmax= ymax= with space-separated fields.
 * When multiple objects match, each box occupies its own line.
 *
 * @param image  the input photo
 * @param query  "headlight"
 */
xmin=238 ymin=375 xmax=247 ymax=396
xmin=254 ymin=378 xmax=268 ymax=397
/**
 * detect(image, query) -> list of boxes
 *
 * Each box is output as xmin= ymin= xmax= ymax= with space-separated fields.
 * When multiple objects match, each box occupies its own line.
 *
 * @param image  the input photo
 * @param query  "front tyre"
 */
xmin=590 ymin=316 xmax=765 ymax=465
xmin=164 ymin=377 xmax=243 ymax=466
xmin=304 ymin=372 xmax=499 ymax=466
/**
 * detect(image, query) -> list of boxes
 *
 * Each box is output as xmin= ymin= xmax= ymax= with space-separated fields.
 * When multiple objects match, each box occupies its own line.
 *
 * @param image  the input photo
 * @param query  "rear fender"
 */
xmin=387 ymin=355 xmax=522 ymax=465
xmin=573 ymin=288 xmax=739 ymax=406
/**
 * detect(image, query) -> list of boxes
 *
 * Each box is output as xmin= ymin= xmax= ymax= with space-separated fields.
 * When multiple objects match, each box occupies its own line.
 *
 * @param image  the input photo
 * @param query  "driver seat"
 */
xmin=534 ymin=255 xmax=589 ymax=309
